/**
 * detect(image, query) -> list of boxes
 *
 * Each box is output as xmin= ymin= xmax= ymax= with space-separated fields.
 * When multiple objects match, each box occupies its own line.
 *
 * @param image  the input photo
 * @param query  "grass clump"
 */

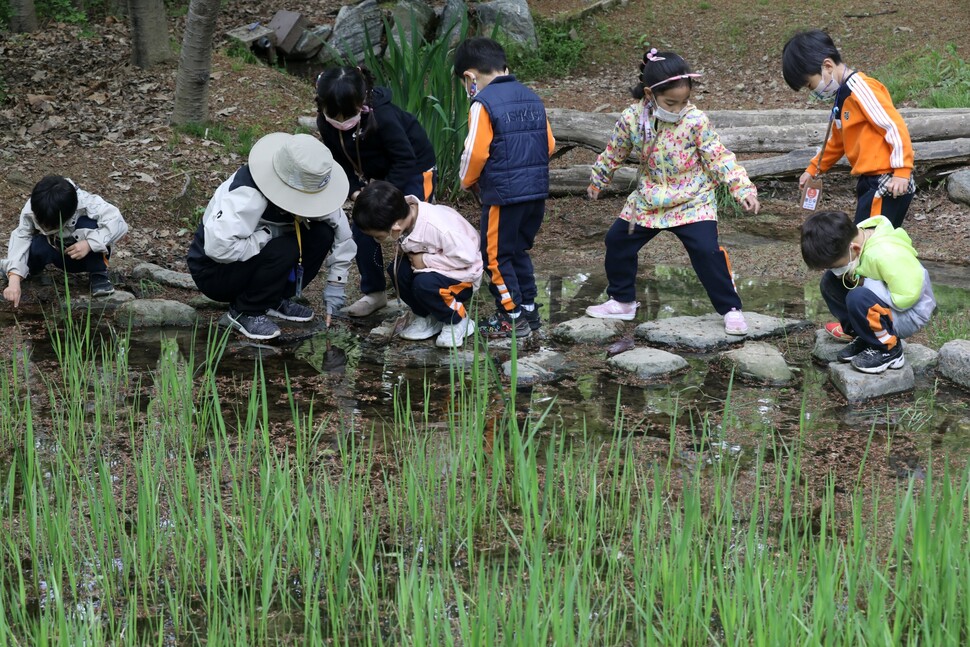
xmin=2 ymin=307 xmax=970 ymax=643
xmin=876 ymin=44 xmax=970 ymax=108
xmin=506 ymin=17 xmax=587 ymax=80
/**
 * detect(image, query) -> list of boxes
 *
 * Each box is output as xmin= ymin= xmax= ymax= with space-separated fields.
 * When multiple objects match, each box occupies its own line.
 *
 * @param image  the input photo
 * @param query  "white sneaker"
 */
xmin=724 ymin=309 xmax=748 ymax=335
xmin=399 ymin=314 xmax=444 ymax=340
xmin=436 ymin=317 xmax=476 ymax=348
xmin=342 ymin=292 xmax=388 ymax=317
xmin=586 ymin=298 xmax=639 ymax=321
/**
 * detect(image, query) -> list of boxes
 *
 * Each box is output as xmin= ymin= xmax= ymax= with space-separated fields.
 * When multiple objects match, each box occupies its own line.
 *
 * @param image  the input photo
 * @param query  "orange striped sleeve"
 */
xmin=459 ymin=102 xmax=493 ymax=189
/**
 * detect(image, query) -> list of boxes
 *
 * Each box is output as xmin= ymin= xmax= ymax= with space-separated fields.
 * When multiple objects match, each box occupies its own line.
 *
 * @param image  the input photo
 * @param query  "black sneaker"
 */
xmin=89 ymin=272 xmax=114 ymax=297
xmin=267 ymin=298 xmax=314 ymax=322
xmin=477 ymin=310 xmax=532 ymax=339
xmin=522 ymin=303 xmax=542 ymax=331
xmin=225 ymin=307 xmax=281 ymax=340
xmin=850 ymin=343 xmax=905 ymax=374
xmin=837 ymin=337 xmax=869 ymax=362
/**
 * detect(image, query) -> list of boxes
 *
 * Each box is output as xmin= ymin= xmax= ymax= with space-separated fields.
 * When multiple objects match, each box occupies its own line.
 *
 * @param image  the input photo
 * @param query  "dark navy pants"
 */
xmin=855 ymin=175 xmax=913 ymax=228
xmin=480 ymin=198 xmax=544 ymax=313
xmin=388 ymin=258 xmax=473 ymax=324
xmin=354 ymin=169 xmax=437 ymax=294
xmin=820 ymin=270 xmax=899 ymax=351
xmin=604 ymin=218 xmax=741 ymax=314
xmin=27 ymin=216 xmax=110 ymax=276
xmin=190 ymin=222 xmax=334 ymax=314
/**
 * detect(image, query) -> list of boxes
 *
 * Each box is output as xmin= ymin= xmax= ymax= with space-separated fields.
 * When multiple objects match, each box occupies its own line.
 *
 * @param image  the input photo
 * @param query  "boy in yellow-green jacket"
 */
xmin=800 ymin=211 xmax=936 ymax=374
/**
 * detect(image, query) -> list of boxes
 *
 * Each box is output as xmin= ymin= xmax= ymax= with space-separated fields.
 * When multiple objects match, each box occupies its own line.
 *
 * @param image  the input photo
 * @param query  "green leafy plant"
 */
xmin=506 ymin=17 xmax=587 ymax=80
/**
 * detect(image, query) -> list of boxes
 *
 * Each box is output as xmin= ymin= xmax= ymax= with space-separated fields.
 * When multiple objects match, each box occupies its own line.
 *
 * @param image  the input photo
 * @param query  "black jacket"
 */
xmin=316 ymin=87 xmax=436 ymax=195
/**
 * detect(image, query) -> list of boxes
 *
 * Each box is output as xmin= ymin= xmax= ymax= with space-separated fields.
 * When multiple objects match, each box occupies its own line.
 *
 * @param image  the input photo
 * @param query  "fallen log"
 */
xmin=548 ymin=138 xmax=970 ymax=195
xmin=548 ymin=108 xmax=970 ymax=154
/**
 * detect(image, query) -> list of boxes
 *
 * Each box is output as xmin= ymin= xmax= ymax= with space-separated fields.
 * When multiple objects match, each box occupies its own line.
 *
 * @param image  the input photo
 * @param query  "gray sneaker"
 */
xmin=89 ymin=272 xmax=115 ymax=297
xmin=267 ymin=298 xmax=314 ymax=322
xmin=225 ymin=307 xmax=281 ymax=340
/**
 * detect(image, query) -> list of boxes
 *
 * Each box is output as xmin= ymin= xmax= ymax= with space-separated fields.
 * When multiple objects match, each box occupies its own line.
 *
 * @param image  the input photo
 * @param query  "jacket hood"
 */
xmin=370 ymin=87 xmax=392 ymax=108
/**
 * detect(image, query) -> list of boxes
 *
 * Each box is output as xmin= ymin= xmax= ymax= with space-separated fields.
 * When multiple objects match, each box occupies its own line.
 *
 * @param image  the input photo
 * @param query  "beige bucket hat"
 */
xmin=248 ymin=132 xmax=349 ymax=218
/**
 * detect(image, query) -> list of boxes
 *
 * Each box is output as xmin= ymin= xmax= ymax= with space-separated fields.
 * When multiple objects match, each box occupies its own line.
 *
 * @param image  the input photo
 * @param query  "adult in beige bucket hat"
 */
xmin=187 ymin=133 xmax=357 ymax=340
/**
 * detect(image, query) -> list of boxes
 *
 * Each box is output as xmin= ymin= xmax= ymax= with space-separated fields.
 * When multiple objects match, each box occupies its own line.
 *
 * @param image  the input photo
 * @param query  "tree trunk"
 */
xmin=10 ymin=0 xmax=38 ymax=32
xmin=127 ymin=0 xmax=173 ymax=68
xmin=171 ymin=0 xmax=220 ymax=125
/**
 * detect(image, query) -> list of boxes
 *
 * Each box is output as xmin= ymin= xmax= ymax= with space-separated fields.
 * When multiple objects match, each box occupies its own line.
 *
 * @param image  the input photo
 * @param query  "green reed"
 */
xmin=1 ymin=313 xmax=970 ymax=644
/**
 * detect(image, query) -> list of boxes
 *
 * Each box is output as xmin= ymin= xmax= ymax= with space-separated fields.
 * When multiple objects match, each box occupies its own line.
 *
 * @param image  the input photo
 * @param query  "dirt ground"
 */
xmin=0 ymin=0 xmax=968 ymax=309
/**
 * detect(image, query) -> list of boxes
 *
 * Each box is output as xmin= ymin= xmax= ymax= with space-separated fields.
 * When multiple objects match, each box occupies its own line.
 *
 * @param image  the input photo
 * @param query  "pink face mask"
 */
xmin=325 ymin=112 xmax=361 ymax=131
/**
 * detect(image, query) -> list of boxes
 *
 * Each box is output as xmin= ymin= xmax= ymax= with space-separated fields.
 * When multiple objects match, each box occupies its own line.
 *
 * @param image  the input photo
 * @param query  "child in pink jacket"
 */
xmin=352 ymin=181 xmax=483 ymax=348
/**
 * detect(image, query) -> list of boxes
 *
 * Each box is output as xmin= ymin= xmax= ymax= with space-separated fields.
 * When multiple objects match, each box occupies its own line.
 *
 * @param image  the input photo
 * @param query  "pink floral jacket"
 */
xmin=590 ymin=101 xmax=756 ymax=229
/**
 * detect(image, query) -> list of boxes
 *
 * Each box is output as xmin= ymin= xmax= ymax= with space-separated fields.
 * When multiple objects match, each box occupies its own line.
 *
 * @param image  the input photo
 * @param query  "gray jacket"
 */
xmin=2 ymin=181 xmax=128 ymax=278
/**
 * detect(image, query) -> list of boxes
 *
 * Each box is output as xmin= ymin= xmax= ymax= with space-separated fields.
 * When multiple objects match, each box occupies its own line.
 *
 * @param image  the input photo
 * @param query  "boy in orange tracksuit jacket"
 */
xmin=783 ymin=30 xmax=915 ymax=229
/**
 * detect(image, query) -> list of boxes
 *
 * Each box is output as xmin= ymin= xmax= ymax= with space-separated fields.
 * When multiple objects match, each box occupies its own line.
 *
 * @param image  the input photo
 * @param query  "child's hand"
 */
xmin=886 ymin=176 xmax=909 ymax=198
xmin=3 ymin=283 xmax=21 ymax=308
xmin=798 ymin=172 xmax=813 ymax=190
xmin=409 ymin=253 xmax=426 ymax=270
xmin=586 ymin=184 xmax=600 ymax=200
xmin=66 ymin=240 xmax=91 ymax=260
xmin=741 ymin=195 xmax=761 ymax=215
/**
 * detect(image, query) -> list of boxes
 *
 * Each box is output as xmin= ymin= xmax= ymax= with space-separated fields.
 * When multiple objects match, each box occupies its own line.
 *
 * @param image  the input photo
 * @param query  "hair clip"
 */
xmin=646 ymin=48 xmax=665 ymax=62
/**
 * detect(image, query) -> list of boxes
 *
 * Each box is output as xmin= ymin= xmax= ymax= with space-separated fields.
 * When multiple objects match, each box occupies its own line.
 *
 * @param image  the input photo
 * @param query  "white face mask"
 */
xmin=653 ymin=105 xmax=688 ymax=123
xmin=810 ymin=70 xmax=839 ymax=101
xmin=831 ymin=248 xmax=857 ymax=276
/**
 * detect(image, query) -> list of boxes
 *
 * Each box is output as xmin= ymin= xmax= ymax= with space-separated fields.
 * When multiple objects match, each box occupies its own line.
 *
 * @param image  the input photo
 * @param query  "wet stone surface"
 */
xmin=829 ymin=362 xmax=916 ymax=402
xmin=635 ymin=312 xmax=811 ymax=350
xmin=552 ymin=316 xmax=625 ymax=344
xmin=938 ymin=339 xmax=970 ymax=390
xmin=502 ymin=349 xmax=570 ymax=385
xmin=719 ymin=341 xmax=794 ymax=385
xmin=607 ymin=347 xmax=688 ymax=380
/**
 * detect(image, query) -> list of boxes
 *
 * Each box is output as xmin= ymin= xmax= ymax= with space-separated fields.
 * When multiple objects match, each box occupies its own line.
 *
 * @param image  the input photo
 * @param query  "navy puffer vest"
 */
xmin=472 ymin=76 xmax=549 ymax=205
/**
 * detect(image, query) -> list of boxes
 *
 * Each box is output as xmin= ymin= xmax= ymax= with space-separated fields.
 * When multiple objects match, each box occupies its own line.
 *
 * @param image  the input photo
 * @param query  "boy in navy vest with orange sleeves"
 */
xmin=454 ymin=37 xmax=555 ymax=340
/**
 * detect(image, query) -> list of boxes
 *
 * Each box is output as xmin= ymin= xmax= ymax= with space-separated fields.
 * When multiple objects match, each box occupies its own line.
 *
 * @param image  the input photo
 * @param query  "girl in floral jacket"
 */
xmin=585 ymin=49 xmax=760 ymax=335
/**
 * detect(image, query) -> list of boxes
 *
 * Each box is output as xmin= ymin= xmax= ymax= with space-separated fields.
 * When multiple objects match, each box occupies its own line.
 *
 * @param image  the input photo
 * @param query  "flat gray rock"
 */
xmin=812 ymin=329 xmax=845 ymax=363
xmin=938 ymin=339 xmax=970 ymax=390
xmin=131 ymin=262 xmax=197 ymax=290
xmin=114 ymin=299 xmax=199 ymax=327
xmin=607 ymin=347 xmax=688 ymax=380
xmin=552 ymin=316 xmax=624 ymax=344
xmin=904 ymin=342 xmax=939 ymax=375
xmin=719 ymin=341 xmax=793 ymax=385
xmin=829 ymin=362 xmax=915 ymax=402
xmin=636 ymin=312 xmax=810 ymax=350
xmin=502 ymin=349 xmax=568 ymax=385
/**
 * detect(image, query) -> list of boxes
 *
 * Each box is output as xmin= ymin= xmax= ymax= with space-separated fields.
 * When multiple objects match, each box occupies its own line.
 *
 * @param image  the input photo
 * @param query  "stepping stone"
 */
xmin=502 ymin=350 xmax=569 ymax=385
xmin=114 ymin=299 xmax=199 ymax=327
xmin=636 ymin=312 xmax=810 ymax=351
xmin=719 ymin=341 xmax=794 ymax=385
xmin=938 ymin=339 xmax=970 ymax=390
xmin=812 ymin=329 xmax=845 ymax=363
xmin=829 ymin=362 xmax=915 ymax=402
xmin=607 ymin=347 xmax=688 ymax=380
xmin=552 ymin=316 xmax=624 ymax=344
xmin=903 ymin=343 xmax=939 ymax=375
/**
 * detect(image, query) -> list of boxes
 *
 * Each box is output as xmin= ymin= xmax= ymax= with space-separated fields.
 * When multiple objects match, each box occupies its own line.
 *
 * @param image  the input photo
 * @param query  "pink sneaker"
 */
xmin=724 ymin=309 xmax=748 ymax=335
xmin=586 ymin=299 xmax=639 ymax=321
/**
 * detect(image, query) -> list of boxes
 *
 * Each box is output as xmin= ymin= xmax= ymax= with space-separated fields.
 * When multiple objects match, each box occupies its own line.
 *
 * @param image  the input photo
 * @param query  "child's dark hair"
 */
xmin=315 ymin=66 xmax=376 ymax=133
xmin=453 ymin=37 xmax=507 ymax=77
xmin=352 ymin=181 xmax=409 ymax=233
xmin=632 ymin=50 xmax=693 ymax=100
xmin=30 ymin=175 xmax=78 ymax=231
xmin=800 ymin=211 xmax=857 ymax=270
xmin=782 ymin=30 xmax=842 ymax=91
